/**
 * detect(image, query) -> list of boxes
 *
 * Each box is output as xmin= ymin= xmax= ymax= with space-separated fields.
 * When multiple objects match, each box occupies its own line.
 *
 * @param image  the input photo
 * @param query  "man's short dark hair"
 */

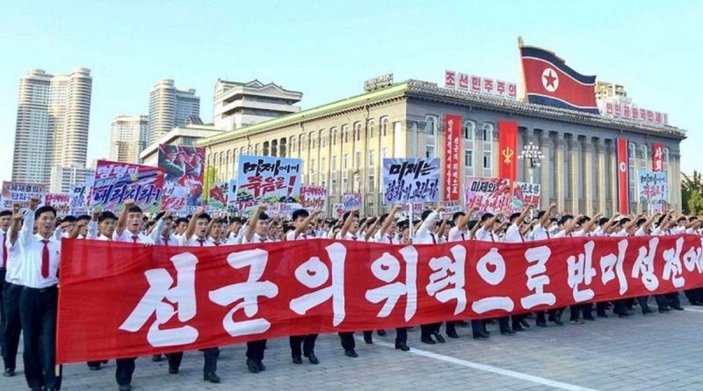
xmin=77 ymin=214 xmax=91 ymax=223
xmin=259 ymin=212 xmax=270 ymax=221
xmin=63 ymin=215 xmax=77 ymax=223
xmin=292 ymin=209 xmax=309 ymax=221
xmin=452 ymin=212 xmax=465 ymax=223
xmin=231 ymin=217 xmax=242 ymax=224
xmin=536 ymin=210 xmax=547 ymax=220
xmin=480 ymin=213 xmax=494 ymax=223
xmin=0 ymin=210 xmax=11 ymax=218
xmin=35 ymin=206 xmax=57 ymax=220
xmin=421 ymin=210 xmax=433 ymax=221
xmin=509 ymin=213 xmax=521 ymax=222
xmin=176 ymin=217 xmax=189 ymax=225
xmin=559 ymin=215 xmax=574 ymax=226
xmin=197 ymin=213 xmax=211 ymax=223
xmin=127 ymin=205 xmax=143 ymax=214
xmin=99 ymin=211 xmax=118 ymax=223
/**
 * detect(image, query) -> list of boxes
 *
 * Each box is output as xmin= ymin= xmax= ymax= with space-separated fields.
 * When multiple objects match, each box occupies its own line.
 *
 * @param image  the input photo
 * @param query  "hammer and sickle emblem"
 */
xmin=502 ymin=147 xmax=514 ymax=164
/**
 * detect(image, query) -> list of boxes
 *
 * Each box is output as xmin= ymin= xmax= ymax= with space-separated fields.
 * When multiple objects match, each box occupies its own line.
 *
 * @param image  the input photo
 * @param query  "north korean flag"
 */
xmin=520 ymin=46 xmax=599 ymax=114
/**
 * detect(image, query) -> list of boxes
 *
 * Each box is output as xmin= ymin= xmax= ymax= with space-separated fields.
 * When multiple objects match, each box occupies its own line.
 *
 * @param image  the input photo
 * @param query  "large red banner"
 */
xmin=498 ymin=120 xmax=518 ymax=180
xmin=57 ymin=235 xmax=703 ymax=364
xmin=617 ymin=138 xmax=630 ymax=214
xmin=652 ymin=143 xmax=664 ymax=172
xmin=444 ymin=114 xmax=462 ymax=201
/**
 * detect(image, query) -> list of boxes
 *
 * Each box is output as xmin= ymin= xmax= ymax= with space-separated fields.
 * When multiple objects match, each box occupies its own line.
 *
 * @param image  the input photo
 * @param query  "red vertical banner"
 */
xmin=498 ymin=120 xmax=518 ymax=180
xmin=652 ymin=143 xmax=663 ymax=172
xmin=616 ymin=138 xmax=630 ymax=214
xmin=444 ymin=114 xmax=462 ymax=201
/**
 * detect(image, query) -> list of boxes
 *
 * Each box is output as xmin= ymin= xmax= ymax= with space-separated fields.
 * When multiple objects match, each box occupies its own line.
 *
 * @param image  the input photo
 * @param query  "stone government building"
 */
xmin=198 ymin=79 xmax=685 ymax=216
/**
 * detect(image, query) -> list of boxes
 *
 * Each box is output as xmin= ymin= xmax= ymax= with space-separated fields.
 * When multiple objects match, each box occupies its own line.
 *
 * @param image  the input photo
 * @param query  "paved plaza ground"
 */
xmin=3 ymin=299 xmax=703 ymax=390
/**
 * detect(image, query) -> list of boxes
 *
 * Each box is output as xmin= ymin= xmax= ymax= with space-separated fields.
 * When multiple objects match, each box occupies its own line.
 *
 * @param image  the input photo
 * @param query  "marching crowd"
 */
xmin=1 ymin=196 xmax=702 ymax=391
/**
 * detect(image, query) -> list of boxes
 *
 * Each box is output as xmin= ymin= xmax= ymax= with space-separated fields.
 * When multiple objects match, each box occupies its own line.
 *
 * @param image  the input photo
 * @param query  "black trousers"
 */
xmin=168 ymin=348 xmax=219 ymax=374
xmin=338 ymin=332 xmax=355 ymax=351
xmin=2 ymin=282 xmax=22 ymax=371
xmin=290 ymin=334 xmax=317 ymax=357
xmin=115 ymin=358 xmax=136 ymax=387
xmin=420 ymin=323 xmax=441 ymax=338
xmin=470 ymin=320 xmax=484 ymax=337
xmin=246 ymin=340 xmax=267 ymax=361
xmin=19 ymin=286 xmax=61 ymax=390
xmin=0 ymin=269 xmax=5 ymax=336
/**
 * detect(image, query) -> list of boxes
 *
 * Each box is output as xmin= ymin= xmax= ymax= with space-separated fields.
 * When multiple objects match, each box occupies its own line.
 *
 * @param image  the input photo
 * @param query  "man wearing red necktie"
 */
xmin=2 ymin=205 xmax=24 ymax=378
xmin=0 ymin=208 xmax=11 ymax=368
xmin=9 ymin=197 xmax=62 ymax=391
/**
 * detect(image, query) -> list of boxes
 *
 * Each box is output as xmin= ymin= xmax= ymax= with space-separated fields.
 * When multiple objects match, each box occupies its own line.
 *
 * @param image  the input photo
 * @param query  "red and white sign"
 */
xmin=616 ymin=138 xmax=629 ymax=214
xmin=300 ymin=185 xmax=327 ymax=210
xmin=444 ymin=71 xmax=517 ymax=100
xmin=602 ymin=99 xmax=669 ymax=125
xmin=652 ymin=144 xmax=664 ymax=172
xmin=444 ymin=114 xmax=462 ymax=201
xmin=498 ymin=120 xmax=518 ymax=181
xmin=58 ymin=234 xmax=703 ymax=363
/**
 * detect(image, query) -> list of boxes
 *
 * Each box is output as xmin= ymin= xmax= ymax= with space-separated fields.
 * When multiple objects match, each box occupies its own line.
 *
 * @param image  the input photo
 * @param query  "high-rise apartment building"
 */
xmin=12 ymin=68 xmax=92 ymax=187
xmin=109 ymin=115 xmax=149 ymax=163
xmin=213 ymin=79 xmax=302 ymax=130
xmin=148 ymin=79 xmax=200 ymax=145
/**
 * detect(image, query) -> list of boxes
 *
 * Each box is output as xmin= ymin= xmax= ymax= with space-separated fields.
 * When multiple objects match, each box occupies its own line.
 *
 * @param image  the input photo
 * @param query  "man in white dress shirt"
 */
xmin=9 ymin=197 xmax=62 ymax=391
xmin=242 ymin=204 xmax=272 ymax=374
xmin=166 ymin=207 xmax=221 ymax=383
xmin=502 ymin=208 xmax=532 ymax=332
xmin=475 ymin=212 xmax=515 ymax=336
xmin=2 ymin=205 xmax=23 ymax=378
xmin=334 ymin=210 xmax=363 ymax=358
xmin=286 ymin=208 xmax=323 ymax=364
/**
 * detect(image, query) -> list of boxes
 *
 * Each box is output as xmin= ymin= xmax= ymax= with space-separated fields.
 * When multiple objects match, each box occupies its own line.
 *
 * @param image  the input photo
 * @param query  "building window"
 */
xmin=464 ymin=150 xmax=473 ymax=168
xmin=629 ymin=142 xmax=636 ymax=202
xmin=369 ymin=150 xmax=375 ymax=167
xmin=354 ymin=122 xmax=362 ymax=141
xmin=382 ymin=147 xmax=388 ymax=159
xmin=321 ymin=130 xmax=326 ymax=148
xmin=344 ymin=153 xmax=349 ymax=169
xmin=463 ymin=120 xmax=475 ymax=140
xmin=424 ymin=116 xmax=437 ymax=135
xmin=482 ymin=123 xmax=494 ymax=170
xmin=309 ymin=132 xmax=315 ymax=149
xmin=380 ymin=116 xmax=389 ymax=137
xmin=368 ymin=175 xmax=375 ymax=192
xmin=310 ymin=159 xmax=315 ymax=173
xmin=332 ymin=155 xmax=337 ymax=171
xmin=355 ymin=151 xmax=361 ymax=169
xmin=425 ymin=146 xmax=435 ymax=158
xmin=331 ymin=179 xmax=337 ymax=194
xmin=332 ymin=127 xmax=338 ymax=146
xmin=344 ymin=128 xmax=349 ymax=143
xmin=342 ymin=177 xmax=348 ymax=192
xmin=663 ymin=147 xmax=670 ymax=172
xmin=369 ymin=120 xmax=375 ymax=138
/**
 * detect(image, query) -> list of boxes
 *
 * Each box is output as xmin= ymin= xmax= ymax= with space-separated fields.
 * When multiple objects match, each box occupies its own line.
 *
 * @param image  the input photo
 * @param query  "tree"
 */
xmin=682 ymin=171 xmax=703 ymax=215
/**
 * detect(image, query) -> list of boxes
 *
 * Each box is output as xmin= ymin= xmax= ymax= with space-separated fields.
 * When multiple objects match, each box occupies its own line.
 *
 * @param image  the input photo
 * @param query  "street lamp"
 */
xmin=517 ymin=142 xmax=544 ymax=185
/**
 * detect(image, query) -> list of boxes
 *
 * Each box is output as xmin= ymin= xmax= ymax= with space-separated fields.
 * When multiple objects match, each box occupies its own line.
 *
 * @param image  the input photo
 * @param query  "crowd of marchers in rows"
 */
xmin=2 ymin=196 xmax=702 ymax=391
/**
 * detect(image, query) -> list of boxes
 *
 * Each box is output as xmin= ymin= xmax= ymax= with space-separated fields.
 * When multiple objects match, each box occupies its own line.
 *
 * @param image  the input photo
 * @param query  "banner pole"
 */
xmin=408 ymin=203 xmax=414 ymax=240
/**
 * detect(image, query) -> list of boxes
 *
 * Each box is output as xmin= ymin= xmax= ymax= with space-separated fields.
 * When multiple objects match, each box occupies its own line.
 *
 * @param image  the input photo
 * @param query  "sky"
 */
xmin=0 ymin=0 xmax=701 ymax=182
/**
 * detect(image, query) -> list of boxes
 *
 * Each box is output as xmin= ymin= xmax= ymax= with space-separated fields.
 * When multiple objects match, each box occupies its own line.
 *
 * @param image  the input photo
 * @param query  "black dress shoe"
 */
xmin=421 ymin=336 xmax=436 ymax=345
xmin=434 ymin=333 xmax=446 ymax=343
xmin=88 ymin=363 xmax=101 ymax=370
xmin=553 ymin=319 xmax=564 ymax=326
xmin=377 ymin=329 xmax=387 ymax=336
xmin=152 ymin=354 xmax=163 ymax=362
xmin=642 ymin=308 xmax=655 ymax=315
xmin=584 ymin=315 xmax=596 ymax=321
xmin=3 ymin=368 xmax=15 ymax=377
xmin=257 ymin=361 xmax=266 ymax=371
xmin=597 ymin=313 xmax=608 ymax=318
xmin=247 ymin=358 xmax=260 ymax=373
xmin=344 ymin=349 xmax=358 ymax=358
xmin=512 ymin=324 xmax=525 ymax=332
xmin=536 ymin=322 xmax=547 ymax=328
xmin=520 ymin=319 xmax=531 ymax=328
xmin=292 ymin=355 xmax=303 ymax=365
xmin=473 ymin=332 xmax=490 ymax=339
xmin=500 ymin=330 xmax=517 ymax=336
xmin=363 ymin=334 xmax=373 ymax=344
xmin=447 ymin=330 xmax=459 ymax=338
xmin=306 ymin=352 xmax=320 ymax=365
xmin=395 ymin=341 xmax=410 ymax=351
xmin=168 ymin=367 xmax=179 ymax=374
xmin=672 ymin=306 xmax=684 ymax=311
xmin=204 ymin=372 xmax=221 ymax=383
xmin=118 ymin=385 xmax=132 ymax=391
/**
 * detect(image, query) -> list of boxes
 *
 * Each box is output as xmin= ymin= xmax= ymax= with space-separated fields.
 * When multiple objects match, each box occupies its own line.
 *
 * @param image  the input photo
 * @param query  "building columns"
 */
xmin=568 ymin=134 xmax=580 ymax=214
xmin=555 ymin=133 xmax=565 ymax=212
xmin=596 ymin=138 xmax=607 ymax=213
xmin=584 ymin=137 xmax=594 ymax=216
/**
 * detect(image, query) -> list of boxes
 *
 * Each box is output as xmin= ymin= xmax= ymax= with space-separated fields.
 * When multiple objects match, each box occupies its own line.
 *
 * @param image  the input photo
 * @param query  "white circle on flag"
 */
xmin=541 ymin=68 xmax=559 ymax=92
xmin=619 ymin=162 xmax=627 ymax=173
